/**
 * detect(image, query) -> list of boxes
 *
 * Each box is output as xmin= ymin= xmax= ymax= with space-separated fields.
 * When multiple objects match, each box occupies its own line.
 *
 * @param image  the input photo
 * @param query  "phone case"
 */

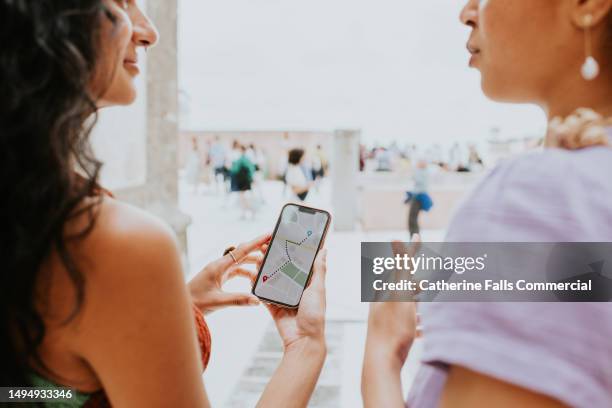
xmin=252 ymin=203 xmax=332 ymax=308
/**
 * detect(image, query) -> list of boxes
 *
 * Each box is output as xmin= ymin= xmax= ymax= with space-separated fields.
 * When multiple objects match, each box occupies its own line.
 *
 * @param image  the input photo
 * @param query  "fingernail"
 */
xmin=249 ymin=298 xmax=260 ymax=305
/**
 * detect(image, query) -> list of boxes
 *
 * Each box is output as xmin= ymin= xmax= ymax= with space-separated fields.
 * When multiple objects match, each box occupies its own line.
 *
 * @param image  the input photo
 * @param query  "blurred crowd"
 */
xmin=184 ymin=137 xmax=329 ymax=219
xmin=360 ymin=141 xmax=485 ymax=174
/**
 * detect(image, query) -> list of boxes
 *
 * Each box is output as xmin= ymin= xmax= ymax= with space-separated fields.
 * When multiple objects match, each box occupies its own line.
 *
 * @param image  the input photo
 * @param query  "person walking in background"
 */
xmin=223 ymin=140 xmax=243 ymax=207
xmin=315 ymin=144 xmax=328 ymax=177
xmin=248 ymin=143 xmax=267 ymax=204
xmin=230 ymin=145 xmax=257 ymax=219
xmin=286 ymin=148 xmax=311 ymax=202
xmin=375 ymin=147 xmax=393 ymax=172
xmin=468 ymin=144 xmax=484 ymax=171
xmin=405 ymin=157 xmax=432 ymax=236
xmin=208 ymin=136 xmax=227 ymax=194
xmin=311 ymin=144 xmax=328 ymax=192
xmin=359 ymin=144 xmax=367 ymax=172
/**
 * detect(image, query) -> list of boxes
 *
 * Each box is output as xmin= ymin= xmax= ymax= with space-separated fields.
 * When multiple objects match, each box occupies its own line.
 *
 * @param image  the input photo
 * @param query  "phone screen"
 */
xmin=253 ymin=204 xmax=330 ymax=307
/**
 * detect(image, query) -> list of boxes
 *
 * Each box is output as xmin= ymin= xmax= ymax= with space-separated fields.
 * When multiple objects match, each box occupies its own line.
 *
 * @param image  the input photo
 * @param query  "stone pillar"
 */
xmin=331 ymin=129 xmax=360 ymax=231
xmin=145 ymin=0 xmax=179 ymax=204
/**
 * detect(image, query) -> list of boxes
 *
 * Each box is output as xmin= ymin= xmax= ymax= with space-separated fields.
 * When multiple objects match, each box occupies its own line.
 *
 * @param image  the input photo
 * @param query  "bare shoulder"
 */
xmin=64 ymin=196 xmax=188 ymax=322
xmin=44 ymin=196 xmax=183 ymax=313
xmin=86 ymin=197 xmax=178 ymax=257
xmin=74 ymin=196 xmax=183 ymax=281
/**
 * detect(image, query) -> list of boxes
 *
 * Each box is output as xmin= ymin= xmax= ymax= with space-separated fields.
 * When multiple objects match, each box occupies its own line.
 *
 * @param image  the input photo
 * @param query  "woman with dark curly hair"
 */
xmin=0 ymin=1 xmax=328 ymax=407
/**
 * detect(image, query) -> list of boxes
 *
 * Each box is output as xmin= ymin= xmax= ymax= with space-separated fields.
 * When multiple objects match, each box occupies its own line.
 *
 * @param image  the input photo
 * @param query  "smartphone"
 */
xmin=252 ymin=203 xmax=331 ymax=308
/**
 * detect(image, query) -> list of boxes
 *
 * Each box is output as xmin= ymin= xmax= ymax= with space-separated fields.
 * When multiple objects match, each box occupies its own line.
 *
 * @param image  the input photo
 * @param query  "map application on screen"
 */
xmin=254 ymin=205 xmax=329 ymax=306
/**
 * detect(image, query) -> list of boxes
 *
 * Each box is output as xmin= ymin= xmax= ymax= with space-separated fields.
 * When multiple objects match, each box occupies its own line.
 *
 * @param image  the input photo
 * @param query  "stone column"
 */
xmin=331 ymin=129 xmax=360 ymax=231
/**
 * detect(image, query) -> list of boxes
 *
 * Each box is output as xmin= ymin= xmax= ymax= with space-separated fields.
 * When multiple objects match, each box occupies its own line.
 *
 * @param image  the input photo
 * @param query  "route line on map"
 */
xmin=285 ymin=233 xmax=311 ymax=264
xmin=265 ymin=260 xmax=291 ymax=282
xmin=263 ymin=231 xmax=312 ymax=283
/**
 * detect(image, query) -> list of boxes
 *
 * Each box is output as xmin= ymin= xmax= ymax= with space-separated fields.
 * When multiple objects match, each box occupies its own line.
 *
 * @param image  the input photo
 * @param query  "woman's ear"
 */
xmin=569 ymin=0 xmax=612 ymax=27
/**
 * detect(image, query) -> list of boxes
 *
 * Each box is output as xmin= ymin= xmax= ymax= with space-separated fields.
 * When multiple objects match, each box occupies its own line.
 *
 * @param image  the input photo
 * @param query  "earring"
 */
xmin=581 ymin=14 xmax=600 ymax=81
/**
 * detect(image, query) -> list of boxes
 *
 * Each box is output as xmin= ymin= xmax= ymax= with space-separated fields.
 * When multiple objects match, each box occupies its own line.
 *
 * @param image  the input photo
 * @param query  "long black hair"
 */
xmin=0 ymin=0 xmax=117 ymax=387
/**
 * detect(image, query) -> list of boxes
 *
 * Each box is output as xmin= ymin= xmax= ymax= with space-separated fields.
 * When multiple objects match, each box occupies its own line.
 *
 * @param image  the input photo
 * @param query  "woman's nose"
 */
xmin=133 ymin=10 xmax=159 ymax=48
xmin=460 ymin=0 xmax=479 ymax=27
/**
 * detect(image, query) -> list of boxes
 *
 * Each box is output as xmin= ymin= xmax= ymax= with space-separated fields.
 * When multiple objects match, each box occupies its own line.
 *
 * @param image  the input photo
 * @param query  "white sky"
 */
xmin=178 ymin=0 xmax=547 ymax=145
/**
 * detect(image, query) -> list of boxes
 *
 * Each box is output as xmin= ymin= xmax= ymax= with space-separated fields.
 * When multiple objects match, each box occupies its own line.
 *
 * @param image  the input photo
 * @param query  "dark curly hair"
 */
xmin=0 ymin=0 xmax=118 ymax=388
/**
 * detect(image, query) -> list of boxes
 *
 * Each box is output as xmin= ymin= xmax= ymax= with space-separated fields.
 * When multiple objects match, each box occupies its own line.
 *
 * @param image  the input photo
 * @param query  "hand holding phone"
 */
xmin=252 ymin=204 xmax=331 ymax=308
xmin=265 ymin=249 xmax=328 ymax=349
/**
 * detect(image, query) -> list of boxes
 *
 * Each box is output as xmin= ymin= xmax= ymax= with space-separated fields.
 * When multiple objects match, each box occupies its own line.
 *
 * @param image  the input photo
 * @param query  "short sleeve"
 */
xmin=419 ymin=302 xmax=612 ymax=408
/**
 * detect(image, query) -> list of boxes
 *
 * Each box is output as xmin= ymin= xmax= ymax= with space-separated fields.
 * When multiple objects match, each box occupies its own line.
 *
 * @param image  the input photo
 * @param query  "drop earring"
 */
xmin=581 ymin=14 xmax=600 ymax=81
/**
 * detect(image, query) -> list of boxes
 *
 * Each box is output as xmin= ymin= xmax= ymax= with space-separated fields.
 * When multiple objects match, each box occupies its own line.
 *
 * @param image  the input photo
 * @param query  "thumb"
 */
xmin=215 ymin=292 xmax=260 ymax=308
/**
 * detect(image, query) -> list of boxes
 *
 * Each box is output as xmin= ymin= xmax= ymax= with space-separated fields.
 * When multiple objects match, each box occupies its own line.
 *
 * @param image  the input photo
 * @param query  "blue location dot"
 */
xmin=307 ymin=230 xmax=312 ymax=236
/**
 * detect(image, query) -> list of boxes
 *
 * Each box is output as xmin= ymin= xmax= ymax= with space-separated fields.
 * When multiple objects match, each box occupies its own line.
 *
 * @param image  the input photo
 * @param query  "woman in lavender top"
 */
xmin=362 ymin=0 xmax=612 ymax=407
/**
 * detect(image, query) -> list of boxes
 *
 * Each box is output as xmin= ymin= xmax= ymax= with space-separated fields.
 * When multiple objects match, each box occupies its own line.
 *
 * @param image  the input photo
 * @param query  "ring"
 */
xmin=223 ymin=246 xmax=238 ymax=264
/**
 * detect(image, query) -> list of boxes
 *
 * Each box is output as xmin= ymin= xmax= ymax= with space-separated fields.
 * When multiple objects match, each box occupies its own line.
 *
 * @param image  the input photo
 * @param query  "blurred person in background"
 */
xmin=363 ymin=0 xmax=612 ymax=407
xmin=448 ymin=142 xmax=463 ymax=171
xmin=375 ymin=147 xmax=393 ymax=172
xmin=228 ymin=140 xmax=241 ymax=170
xmin=286 ymin=148 xmax=312 ymax=202
xmin=316 ymin=144 xmax=329 ymax=177
xmin=468 ymin=144 xmax=485 ymax=171
xmin=224 ymin=140 xmax=242 ymax=207
xmin=311 ymin=144 xmax=327 ymax=192
xmin=359 ymin=144 xmax=367 ymax=172
xmin=208 ymin=135 xmax=228 ymax=194
xmin=0 ymin=1 xmax=328 ymax=407
xmin=247 ymin=143 xmax=266 ymax=204
xmin=230 ymin=145 xmax=257 ymax=220
xmin=404 ymin=157 xmax=432 ymax=237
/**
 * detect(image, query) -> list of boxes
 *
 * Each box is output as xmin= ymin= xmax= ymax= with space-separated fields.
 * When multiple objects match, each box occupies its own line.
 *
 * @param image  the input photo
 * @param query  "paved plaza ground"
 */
xmin=179 ymin=178 xmax=445 ymax=407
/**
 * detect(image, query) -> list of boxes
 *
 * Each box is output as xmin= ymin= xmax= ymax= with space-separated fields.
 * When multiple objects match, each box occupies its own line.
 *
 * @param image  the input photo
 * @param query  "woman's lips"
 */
xmin=466 ymin=44 xmax=480 ymax=67
xmin=469 ymin=53 xmax=480 ymax=67
xmin=123 ymin=60 xmax=140 ymax=75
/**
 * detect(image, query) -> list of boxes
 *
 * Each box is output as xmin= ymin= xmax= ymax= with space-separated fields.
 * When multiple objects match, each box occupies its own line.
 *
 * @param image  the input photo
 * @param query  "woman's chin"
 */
xmin=97 ymin=88 xmax=137 ymax=108
xmin=118 ymin=91 xmax=137 ymax=106
xmin=480 ymin=78 xmax=520 ymax=104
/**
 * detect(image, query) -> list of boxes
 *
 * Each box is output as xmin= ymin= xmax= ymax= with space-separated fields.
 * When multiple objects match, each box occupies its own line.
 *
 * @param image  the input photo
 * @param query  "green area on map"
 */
xmin=281 ymin=262 xmax=308 ymax=286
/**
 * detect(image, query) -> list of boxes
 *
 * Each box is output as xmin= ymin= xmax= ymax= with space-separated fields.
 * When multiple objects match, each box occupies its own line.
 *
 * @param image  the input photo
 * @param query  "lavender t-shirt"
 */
xmin=407 ymin=130 xmax=612 ymax=408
